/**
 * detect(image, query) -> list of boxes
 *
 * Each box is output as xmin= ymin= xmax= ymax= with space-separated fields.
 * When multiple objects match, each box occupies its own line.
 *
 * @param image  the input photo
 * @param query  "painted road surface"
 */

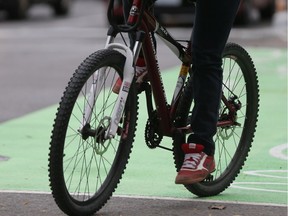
xmin=0 ymin=48 xmax=287 ymax=208
xmin=0 ymin=0 xmax=287 ymax=215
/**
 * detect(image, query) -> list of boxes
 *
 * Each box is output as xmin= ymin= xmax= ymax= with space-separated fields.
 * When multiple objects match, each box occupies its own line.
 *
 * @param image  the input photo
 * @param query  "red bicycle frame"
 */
xmin=125 ymin=0 xmax=192 ymax=137
xmin=108 ymin=0 xmax=239 ymax=138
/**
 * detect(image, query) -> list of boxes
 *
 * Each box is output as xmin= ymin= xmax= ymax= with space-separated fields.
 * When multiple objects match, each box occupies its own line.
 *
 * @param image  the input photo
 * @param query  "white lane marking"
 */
xmin=244 ymin=170 xmax=288 ymax=179
xmin=231 ymin=182 xmax=287 ymax=193
xmin=269 ymin=143 xmax=288 ymax=160
xmin=230 ymin=170 xmax=287 ymax=194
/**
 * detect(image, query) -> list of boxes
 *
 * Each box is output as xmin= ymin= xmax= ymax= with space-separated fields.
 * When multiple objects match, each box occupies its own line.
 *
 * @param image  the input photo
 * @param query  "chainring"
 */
xmin=144 ymin=111 xmax=163 ymax=149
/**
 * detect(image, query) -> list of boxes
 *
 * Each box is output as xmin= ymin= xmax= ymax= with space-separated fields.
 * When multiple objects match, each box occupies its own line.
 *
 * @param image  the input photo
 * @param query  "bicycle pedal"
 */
xmin=204 ymin=174 xmax=214 ymax=182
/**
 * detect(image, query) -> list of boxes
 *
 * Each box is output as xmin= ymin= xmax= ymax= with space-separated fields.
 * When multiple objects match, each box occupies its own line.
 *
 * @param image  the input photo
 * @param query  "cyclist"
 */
xmin=113 ymin=0 xmax=241 ymax=184
xmin=175 ymin=0 xmax=241 ymax=184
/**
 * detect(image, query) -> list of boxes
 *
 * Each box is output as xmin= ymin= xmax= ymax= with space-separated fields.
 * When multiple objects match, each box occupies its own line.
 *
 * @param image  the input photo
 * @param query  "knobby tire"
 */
xmin=173 ymin=43 xmax=259 ymax=197
xmin=48 ymin=49 xmax=138 ymax=215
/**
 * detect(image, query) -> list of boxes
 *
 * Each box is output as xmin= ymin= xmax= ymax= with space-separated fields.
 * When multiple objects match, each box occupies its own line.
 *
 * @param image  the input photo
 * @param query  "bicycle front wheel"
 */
xmin=48 ymin=49 xmax=138 ymax=215
xmin=173 ymin=43 xmax=259 ymax=197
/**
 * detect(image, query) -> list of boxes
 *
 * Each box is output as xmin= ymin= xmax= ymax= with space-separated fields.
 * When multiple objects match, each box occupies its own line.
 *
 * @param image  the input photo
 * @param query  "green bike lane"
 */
xmin=0 ymin=48 xmax=287 ymax=206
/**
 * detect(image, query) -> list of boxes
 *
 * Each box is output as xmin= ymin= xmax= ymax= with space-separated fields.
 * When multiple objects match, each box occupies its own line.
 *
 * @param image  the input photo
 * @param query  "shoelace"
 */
xmin=182 ymin=153 xmax=201 ymax=169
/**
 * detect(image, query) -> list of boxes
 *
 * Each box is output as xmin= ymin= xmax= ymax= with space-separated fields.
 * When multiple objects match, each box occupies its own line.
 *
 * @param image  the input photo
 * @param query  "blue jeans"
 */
xmin=188 ymin=0 xmax=240 ymax=156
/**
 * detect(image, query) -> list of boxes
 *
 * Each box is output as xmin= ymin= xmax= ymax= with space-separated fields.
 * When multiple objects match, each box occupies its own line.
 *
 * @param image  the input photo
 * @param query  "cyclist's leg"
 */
xmin=175 ymin=0 xmax=240 ymax=185
xmin=188 ymin=0 xmax=240 ymax=156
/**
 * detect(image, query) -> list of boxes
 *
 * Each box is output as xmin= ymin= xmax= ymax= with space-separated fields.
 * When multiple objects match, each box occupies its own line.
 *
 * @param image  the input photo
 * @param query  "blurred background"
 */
xmin=0 ymin=0 xmax=287 ymax=25
xmin=0 ymin=0 xmax=287 ymax=122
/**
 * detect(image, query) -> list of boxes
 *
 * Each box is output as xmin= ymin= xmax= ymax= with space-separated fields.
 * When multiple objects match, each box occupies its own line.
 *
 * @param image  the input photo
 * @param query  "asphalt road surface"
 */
xmin=0 ymin=0 xmax=287 ymax=215
xmin=0 ymin=192 xmax=286 ymax=216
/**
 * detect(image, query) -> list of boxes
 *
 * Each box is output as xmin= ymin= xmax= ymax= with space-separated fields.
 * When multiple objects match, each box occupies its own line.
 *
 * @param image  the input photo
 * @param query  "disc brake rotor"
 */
xmin=94 ymin=117 xmax=112 ymax=155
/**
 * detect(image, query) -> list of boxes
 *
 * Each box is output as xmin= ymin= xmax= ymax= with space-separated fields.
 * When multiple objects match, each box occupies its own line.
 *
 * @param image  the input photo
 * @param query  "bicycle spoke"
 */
xmin=174 ymin=43 xmax=258 ymax=197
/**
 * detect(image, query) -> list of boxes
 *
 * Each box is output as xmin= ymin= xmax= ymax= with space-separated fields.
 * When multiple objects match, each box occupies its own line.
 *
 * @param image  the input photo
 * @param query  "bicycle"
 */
xmin=48 ymin=0 xmax=259 ymax=215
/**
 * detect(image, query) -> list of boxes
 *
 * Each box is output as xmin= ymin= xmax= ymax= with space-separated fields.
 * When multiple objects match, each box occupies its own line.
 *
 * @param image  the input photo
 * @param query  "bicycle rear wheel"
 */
xmin=173 ymin=43 xmax=259 ymax=197
xmin=48 ymin=49 xmax=138 ymax=215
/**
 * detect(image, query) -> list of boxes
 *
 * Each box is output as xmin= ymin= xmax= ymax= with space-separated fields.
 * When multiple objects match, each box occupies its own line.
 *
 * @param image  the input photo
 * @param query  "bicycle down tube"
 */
xmin=133 ymin=5 xmax=192 ymax=136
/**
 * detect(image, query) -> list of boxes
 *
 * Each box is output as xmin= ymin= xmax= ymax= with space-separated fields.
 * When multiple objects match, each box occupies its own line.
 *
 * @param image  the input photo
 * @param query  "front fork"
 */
xmin=79 ymin=29 xmax=145 ymax=139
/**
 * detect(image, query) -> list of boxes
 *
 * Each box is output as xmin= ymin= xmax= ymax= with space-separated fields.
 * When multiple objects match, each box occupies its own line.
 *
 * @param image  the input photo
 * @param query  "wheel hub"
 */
xmin=79 ymin=117 xmax=112 ymax=155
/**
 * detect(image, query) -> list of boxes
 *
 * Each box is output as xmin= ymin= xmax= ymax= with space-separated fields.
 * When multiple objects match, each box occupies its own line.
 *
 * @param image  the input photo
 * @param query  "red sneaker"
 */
xmin=175 ymin=143 xmax=215 ymax=185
